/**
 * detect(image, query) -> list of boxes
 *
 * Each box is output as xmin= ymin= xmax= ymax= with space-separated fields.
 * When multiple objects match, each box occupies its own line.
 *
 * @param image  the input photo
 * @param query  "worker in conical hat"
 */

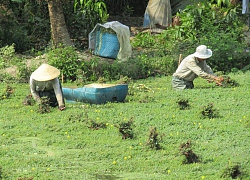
xmin=29 ymin=63 xmax=65 ymax=111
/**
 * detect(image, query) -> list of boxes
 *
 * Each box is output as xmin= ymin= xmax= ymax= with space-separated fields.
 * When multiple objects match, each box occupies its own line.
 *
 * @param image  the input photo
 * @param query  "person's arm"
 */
xmin=187 ymin=60 xmax=224 ymax=84
xmin=29 ymin=78 xmax=41 ymax=102
xmin=203 ymin=61 xmax=224 ymax=85
xmin=203 ymin=61 xmax=216 ymax=76
xmin=186 ymin=59 xmax=215 ymax=81
xmin=52 ymin=78 xmax=65 ymax=110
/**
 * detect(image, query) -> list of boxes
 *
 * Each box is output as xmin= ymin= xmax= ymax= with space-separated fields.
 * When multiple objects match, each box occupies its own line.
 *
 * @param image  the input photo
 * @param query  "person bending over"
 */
xmin=30 ymin=63 xmax=65 ymax=111
xmin=172 ymin=45 xmax=224 ymax=90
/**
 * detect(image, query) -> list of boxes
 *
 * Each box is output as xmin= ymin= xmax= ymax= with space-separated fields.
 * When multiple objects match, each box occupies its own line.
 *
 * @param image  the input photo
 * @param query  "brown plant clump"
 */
xmin=88 ymin=120 xmax=107 ymax=130
xmin=23 ymin=94 xmax=35 ymax=106
xmin=147 ymin=126 xmax=163 ymax=150
xmin=221 ymin=164 xmax=241 ymax=179
xmin=0 ymin=85 xmax=14 ymax=100
xmin=115 ymin=117 xmax=134 ymax=139
xmin=37 ymin=97 xmax=51 ymax=114
xmin=177 ymin=98 xmax=190 ymax=110
xmin=179 ymin=141 xmax=200 ymax=164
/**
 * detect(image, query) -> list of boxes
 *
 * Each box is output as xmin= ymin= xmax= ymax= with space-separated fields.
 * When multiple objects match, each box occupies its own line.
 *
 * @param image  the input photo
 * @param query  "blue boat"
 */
xmin=62 ymin=83 xmax=128 ymax=104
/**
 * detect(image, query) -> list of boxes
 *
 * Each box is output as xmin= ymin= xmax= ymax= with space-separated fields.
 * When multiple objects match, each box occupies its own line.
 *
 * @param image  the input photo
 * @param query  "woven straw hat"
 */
xmin=193 ymin=45 xmax=212 ymax=59
xmin=31 ymin=63 xmax=60 ymax=81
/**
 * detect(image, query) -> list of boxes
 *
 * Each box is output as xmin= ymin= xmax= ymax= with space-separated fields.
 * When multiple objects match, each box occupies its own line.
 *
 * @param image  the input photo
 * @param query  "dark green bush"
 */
xmin=0 ymin=44 xmax=15 ymax=69
xmin=0 ymin=1 xmax=49 ymax=52
xmin=64 ymin=0 xmax=109 ymax=49
xmin=47 ymin=46 xmax=81 ymax=81
xmin=17 ymin=61 xmax=36 ymax=83
xmin=176 ymin=2 xmax=249 ymax=73
xmin=0 ymin=21 xmax=32 ymax=53
xmin=131 ymin=1 xmax=249 ymax=74
xmin=199 ymin=32 xmax=249 ymax=72
xmin=78 ymin=58 xmax=154 ymax=82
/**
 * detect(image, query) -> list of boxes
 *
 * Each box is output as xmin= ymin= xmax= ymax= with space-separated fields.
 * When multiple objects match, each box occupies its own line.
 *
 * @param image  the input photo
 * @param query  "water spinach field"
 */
xmin=0 ymin=72 xmax=250 ymax=179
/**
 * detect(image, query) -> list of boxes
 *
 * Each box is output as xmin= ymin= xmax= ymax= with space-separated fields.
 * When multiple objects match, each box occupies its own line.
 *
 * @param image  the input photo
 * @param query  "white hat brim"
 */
xmin=31 ymin=64 xmax=60 ymax=81
xmin=193 ymin=49 xmax=212 ymax=59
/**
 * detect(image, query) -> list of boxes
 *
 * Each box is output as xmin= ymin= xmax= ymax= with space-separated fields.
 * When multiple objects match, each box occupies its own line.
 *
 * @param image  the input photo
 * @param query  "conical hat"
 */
xmin=31 ymin=63 xmax=60 ymax=81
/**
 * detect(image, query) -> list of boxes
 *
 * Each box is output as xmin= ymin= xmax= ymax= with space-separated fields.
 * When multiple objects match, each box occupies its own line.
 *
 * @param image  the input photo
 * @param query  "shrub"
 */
xmin=175 ymin=1 xmax=249 ymax=73
xmin=68 ymin=0 xmax=109 ymax=48
xmin=77 ymin=56 xmax=170 ymax=83
xmin=47 ymin=46 xmax=81 ymax=82
xmin=198 ymin=31 xmax=249 ymax=73
xmin=16 ymin=61 xmax=36 ymax=83
xmin=37 ymin=97 xmax=51 ymax=114
xmin=0 ymin=85 xmax=14 ymax=100
xmin=219 ymin=75 xmax=239 ymax=87
xmin=131 ymin=1 xmax=249 ymax=74
xmin=176 ymin=98 xmax=190 ymax=110
xmin=0 ymin=44 xmax=15 ymax=69
xmin=1 ymin=22 xmax=31 ymax=53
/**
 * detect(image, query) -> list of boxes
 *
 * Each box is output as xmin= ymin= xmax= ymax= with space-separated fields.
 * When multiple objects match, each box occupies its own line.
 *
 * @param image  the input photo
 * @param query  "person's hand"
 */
xmin=35 ymin=97 xmax=41 ymax=104
xmin=58 ymin=105 xmax=66 ymax=111
xmin=214 ymin=76 xmax=224 ymax=86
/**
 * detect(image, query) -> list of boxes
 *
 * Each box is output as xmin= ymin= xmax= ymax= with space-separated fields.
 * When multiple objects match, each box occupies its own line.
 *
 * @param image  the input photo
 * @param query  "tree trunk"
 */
xmin=47 ymin=0 xmax=72 ymax=47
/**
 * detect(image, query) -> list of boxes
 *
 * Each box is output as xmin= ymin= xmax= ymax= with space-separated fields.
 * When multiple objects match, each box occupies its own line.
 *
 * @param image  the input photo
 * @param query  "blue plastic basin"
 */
xmin=62 ymin=84 xmax=128 ymax=104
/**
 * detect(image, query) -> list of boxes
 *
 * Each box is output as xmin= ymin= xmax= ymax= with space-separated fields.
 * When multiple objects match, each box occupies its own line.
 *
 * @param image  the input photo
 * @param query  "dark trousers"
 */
xmin=38 ymin=90 xmax=58 ymax=107
xmin=38 ymin=83 xmax=64 ymax=107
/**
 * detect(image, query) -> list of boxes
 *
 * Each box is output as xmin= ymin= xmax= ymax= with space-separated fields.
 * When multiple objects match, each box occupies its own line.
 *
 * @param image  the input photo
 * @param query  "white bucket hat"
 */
xmin=31 ymin=63 xmax=60 ymax=81
xmin=193 ymin=45 xmax=212 ymax=59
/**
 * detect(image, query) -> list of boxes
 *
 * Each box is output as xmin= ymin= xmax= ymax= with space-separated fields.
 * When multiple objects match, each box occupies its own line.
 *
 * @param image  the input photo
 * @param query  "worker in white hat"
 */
xmin=30 ymin=63 xmax=65 ymax=110
xmin=172 ymin=45 xmax=224 ymax=90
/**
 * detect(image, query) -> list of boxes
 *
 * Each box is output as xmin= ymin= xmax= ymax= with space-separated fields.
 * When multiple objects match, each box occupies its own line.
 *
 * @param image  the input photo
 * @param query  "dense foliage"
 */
xmin=0 ymin=0 xmax=249 ymax=82
xmin=131 ymin=1 xmax=250 ymax=73
xmin=0 ymin=0 xmax=190 ymax=52
xmin=0 ymin=0 xmax=110 ymax=52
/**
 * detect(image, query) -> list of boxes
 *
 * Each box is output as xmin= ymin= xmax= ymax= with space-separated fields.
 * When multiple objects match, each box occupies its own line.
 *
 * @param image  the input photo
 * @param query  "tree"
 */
xmin=47 ymin=0 xmax=73 ymax=47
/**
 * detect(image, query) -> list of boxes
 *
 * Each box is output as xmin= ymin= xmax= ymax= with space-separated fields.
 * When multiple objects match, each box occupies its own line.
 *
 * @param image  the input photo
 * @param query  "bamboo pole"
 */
xmin=61 ymin=73 xmax=64 ymax=83
xmin=178 ymin=54 xmax=182 ymax=66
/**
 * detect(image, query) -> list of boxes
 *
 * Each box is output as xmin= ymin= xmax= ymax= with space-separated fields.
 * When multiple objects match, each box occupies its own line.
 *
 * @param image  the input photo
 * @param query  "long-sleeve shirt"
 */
xmin=30 ymin=77 xmax=64 ymax=107
xmin=173 ymin=54 xmax=216 ymax=82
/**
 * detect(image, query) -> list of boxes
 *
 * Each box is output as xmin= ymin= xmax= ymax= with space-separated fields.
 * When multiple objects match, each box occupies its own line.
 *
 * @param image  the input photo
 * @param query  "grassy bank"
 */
xmin=0 ymin=72 xmax=250 ymax=179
